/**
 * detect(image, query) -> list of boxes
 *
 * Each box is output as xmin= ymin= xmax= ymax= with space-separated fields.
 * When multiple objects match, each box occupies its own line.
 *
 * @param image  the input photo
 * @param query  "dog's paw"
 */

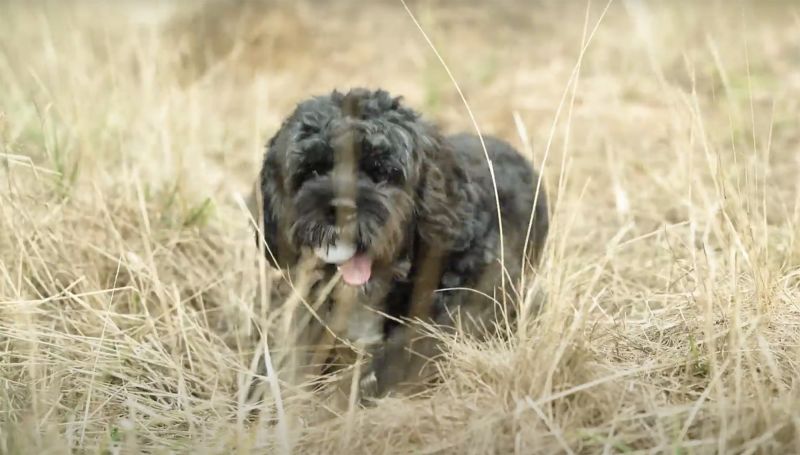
xmin=358 ymin=369 xmax=379 ymax=405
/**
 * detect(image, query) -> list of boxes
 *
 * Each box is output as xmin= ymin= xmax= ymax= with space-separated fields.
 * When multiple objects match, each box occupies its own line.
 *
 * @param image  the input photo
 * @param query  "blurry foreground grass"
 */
xmin=1 ymin=0 xmax=800 ymax=453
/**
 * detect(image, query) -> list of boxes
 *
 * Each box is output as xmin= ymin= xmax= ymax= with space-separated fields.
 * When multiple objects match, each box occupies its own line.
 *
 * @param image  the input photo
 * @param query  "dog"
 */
xmin=253 ymin=87 xmax=548 ymax=401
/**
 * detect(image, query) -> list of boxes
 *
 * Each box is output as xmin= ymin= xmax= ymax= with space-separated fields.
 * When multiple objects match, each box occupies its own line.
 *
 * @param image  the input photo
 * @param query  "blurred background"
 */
xmin=2 ymin=0 xmax=798 ymax=227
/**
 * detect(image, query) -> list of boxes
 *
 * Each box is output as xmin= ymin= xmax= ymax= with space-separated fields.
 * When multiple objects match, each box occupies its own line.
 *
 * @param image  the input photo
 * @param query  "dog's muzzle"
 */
xmin=310 ymin=196 xmax=374 ymax=287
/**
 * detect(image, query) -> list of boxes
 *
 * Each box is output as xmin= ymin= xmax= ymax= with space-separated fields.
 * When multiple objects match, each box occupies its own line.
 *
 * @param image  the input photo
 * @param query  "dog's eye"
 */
xmin=292 ymin=166 xmax=324 ymax=189
xmin=386 ymin=166 xmax=404 ymax=184
xmin=305 ymin=168 xmax=324 ymax=182
xmin=369 ymin=164 xmax=404 ymax=184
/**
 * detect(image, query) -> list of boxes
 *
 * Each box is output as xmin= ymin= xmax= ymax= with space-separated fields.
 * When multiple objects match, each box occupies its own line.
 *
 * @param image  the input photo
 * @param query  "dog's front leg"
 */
xmin=365 ymin=325 xmax=441 ymax=400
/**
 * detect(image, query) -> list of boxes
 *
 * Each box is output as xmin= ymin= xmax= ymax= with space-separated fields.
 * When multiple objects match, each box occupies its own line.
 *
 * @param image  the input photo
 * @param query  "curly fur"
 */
xmin=255 ymin=87 xmax=548 ymax=400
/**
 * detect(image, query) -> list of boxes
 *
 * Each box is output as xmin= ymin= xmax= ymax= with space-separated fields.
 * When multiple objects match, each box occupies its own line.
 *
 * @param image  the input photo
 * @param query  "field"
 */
xmin=2 ymin=0 xmax=800 ymax=453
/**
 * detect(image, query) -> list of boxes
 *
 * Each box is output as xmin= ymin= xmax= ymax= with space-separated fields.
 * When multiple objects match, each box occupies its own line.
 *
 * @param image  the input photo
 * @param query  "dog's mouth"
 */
xmin=313 ymin=241 xmax=373 ymax=286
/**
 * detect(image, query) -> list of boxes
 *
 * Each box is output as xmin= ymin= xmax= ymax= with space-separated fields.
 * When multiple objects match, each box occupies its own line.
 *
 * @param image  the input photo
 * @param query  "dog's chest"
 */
xmin=308 ymin=273 xmax=390 ymax=348
xmin=337 ymin=283 xmax=385 ymax=346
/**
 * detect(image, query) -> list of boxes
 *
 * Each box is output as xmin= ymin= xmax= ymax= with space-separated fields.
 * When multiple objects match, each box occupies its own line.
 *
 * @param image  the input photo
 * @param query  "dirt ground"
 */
xmin=1 ymin=0 xmax=800 ymax=453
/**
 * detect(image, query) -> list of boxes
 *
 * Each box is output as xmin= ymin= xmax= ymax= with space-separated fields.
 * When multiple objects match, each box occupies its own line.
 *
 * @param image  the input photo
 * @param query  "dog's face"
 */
xmin=258 ymin=88 xmax=467 ymax=286
xmin=285 ymin=95 xmax=417 ymax=284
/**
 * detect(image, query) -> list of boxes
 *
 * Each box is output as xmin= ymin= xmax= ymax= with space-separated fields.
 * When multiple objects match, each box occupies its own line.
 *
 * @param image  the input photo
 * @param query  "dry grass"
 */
xmin=2 ymin=0 xmax=800 ymax=453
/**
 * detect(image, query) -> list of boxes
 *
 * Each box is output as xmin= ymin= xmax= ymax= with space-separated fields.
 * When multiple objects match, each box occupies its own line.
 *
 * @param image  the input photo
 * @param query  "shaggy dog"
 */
xmin=255 ymin=87 xmax=548 ymax=400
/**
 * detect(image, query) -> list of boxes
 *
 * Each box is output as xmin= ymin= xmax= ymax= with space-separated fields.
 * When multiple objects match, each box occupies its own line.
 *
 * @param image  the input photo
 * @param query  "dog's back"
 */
xmin=446 ymin=133 xmax=549 ymax=269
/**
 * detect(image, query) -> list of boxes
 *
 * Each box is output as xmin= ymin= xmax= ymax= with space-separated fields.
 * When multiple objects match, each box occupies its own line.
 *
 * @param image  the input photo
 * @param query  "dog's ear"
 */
xmin=256 ymin=129 xmax=300 ymax=269
xmin=415 ymin=127 xmax=473 ymax=250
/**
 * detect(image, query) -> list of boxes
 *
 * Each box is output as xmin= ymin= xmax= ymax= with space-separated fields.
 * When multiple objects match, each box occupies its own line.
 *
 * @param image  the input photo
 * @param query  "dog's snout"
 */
xmin=331 ymin=197 xmax=357 ymax=210
xmin=330 ymin=197 xmax=357 ymax=222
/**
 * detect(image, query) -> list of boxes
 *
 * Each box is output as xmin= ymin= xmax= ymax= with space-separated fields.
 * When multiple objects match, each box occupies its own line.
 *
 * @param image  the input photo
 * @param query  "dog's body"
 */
xmin=256 ymin=88 xmax=548 ymax=399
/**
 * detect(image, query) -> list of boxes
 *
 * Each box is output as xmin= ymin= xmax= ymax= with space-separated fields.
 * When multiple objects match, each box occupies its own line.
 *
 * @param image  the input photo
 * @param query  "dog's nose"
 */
xmin=330 ymin=197 xmax=357 ymax=222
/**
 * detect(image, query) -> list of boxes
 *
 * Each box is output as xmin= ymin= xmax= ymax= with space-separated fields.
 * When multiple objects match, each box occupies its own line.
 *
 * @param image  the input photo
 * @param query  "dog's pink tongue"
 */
xmin=339 ymin=253 xmax=372 ymax=286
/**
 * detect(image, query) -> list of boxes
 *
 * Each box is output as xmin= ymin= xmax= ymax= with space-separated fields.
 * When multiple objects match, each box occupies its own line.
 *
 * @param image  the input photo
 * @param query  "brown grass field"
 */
xmin=2 ymin=0 xmax=800 ymax=453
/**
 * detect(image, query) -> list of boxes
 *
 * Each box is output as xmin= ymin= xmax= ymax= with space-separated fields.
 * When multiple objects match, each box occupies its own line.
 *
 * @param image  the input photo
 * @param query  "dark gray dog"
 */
xmin=254 ymin=87 xmax=548 ymax=400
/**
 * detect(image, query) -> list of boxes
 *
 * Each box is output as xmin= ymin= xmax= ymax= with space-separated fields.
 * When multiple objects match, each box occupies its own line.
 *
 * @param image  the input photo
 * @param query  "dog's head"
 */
xmin=257 ymin=88 xmax=471 ymax=285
